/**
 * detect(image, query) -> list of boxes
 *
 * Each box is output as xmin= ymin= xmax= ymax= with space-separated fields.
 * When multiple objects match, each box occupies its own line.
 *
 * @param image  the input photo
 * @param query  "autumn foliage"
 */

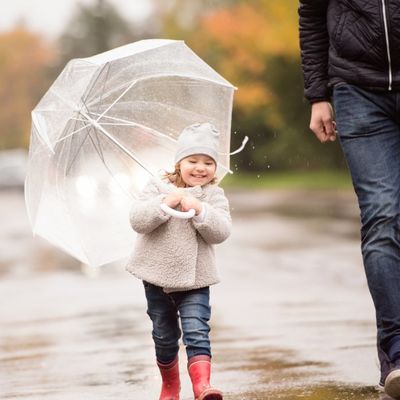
xmin=189 ymin=2 xmax=298 ymax=110
xmin=0 ymin=28 xmax=55 ymax=148
xmin=182 ymin=1 xmax=344 ymax=170
xmin=0 ymin=0 xmax=345 ymax=170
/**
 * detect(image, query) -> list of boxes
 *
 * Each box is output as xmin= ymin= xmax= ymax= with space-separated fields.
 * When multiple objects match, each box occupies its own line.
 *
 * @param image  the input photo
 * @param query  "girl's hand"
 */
xmin=163 ymin=192 xmax=183 ymax=209
xmin=181 ymin=195 xmax=202 ymax=215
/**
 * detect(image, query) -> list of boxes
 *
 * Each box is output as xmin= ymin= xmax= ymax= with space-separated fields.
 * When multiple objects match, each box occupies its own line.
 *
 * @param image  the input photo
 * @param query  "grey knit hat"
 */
xmin=174 ymin=123 xmax=220 ymax=164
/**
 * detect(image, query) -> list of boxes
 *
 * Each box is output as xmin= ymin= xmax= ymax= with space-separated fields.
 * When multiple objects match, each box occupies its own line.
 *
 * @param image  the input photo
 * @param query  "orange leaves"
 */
xmin=235 ymin=82 xmax=273 ymax=111
xmin=0 ymin=28 xmax=55 ymax=148
xmin=201 ymin=1 xmax=299 ymax=60
xmin=189 ymin=1 xmax=300 ymax=116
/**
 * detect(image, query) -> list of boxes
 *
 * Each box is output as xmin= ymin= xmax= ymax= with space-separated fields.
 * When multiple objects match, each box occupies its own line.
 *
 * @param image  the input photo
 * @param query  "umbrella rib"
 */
xmin=79 ymin=62 xmax=111 ymax=114
xmin=94 ymin=80 xmax=137 ymax=124
xmin=86 ymin=130 xmax=134 ymax=199
xmin=62 ymin=125 xmax=107 ymax=179
xmin=54 ymin=123 xmax=92 ymax=144
xmin=95 ymin=62 xmax=111 ymax=116
xmin=63 ymin=126 xmax=94 ymax=175
xmin=90 ymin=112 xmax=138 ymax=125
xmin=89 ymin=112 xmax=177 ymax=144
xmin=94 ymin=122 xmax=136 ymax=127
xmin=85 ymin=74 xmax=235 ymax=109
xmin=87 ymin=126 xmax=107 ymax=164
xmin=86 ymin=128 xmax=109 ymax=167
xmin=79 ymin=109 xmax=154 ymax=176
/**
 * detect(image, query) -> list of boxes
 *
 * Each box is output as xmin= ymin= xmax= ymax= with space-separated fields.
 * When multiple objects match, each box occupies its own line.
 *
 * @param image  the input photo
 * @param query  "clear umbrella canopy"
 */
xmin=25 ymin=39 xmax=236 ymax=267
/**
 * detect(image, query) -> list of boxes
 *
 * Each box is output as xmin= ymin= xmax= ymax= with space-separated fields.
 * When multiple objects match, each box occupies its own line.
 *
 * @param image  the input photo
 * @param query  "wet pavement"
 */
xmin=0 ymin=189 xmax=392 ymax=399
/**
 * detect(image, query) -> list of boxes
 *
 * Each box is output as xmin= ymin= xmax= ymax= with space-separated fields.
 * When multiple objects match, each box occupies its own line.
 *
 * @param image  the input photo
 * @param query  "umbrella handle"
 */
xmin=160 ymin=203 xmax=196 ymax=219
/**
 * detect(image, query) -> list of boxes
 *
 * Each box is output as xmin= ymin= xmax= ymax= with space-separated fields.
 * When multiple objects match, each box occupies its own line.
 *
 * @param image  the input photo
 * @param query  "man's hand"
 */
xmin=310 ymin=101 xmax=337 ymax=143
xmin=180 ymin=195 xmax=202 ymax=215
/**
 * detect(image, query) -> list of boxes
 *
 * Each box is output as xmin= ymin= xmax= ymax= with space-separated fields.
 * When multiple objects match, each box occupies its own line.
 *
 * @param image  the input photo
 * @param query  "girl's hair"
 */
xmin=164 ymin=163 xmax=217 ymax=188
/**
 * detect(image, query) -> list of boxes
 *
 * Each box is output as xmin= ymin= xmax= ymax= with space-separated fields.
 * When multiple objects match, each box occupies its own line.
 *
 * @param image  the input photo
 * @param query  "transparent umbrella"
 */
xmin=25 ymin=39 xmax=236 ymax=267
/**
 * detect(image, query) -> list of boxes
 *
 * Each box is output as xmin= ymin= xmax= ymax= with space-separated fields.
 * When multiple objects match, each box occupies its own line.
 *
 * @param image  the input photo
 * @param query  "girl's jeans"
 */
xmin=143 ymin=281 xmax=211 ymax=364
xmin=333 ymin=84 xmax=400 ymax=359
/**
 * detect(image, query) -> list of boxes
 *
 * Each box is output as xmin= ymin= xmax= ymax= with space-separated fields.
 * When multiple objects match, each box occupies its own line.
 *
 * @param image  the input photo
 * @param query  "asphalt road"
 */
xmin=0 ymin=189 xmax=391 ymax=399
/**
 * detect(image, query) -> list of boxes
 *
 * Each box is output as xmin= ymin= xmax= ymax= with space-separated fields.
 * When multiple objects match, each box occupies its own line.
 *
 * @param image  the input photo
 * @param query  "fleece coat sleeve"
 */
xmin=192 ymin=186 xmax=231 ymax=244
xmin=129 ymin=180 xmax=171 ymax=234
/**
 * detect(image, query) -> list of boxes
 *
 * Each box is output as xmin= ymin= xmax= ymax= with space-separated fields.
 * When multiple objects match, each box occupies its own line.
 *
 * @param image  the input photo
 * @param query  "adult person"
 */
xmin=298 ymin=1 xmax=400 ymax=398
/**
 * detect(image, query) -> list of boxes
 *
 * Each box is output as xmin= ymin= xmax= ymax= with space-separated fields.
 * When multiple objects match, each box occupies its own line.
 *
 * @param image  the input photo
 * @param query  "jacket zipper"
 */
xmin=381 ymin=0 xmax=393 ymax=90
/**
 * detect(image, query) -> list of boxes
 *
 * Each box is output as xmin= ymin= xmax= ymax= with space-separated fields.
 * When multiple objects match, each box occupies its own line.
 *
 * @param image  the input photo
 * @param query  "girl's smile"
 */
xmin=179 ymin=154 xmax=216 ymax=187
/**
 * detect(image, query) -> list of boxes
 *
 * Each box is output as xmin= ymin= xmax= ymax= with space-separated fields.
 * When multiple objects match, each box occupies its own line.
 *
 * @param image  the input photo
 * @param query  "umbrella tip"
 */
xmin=228 ymin=136 xmax=249 ymax=156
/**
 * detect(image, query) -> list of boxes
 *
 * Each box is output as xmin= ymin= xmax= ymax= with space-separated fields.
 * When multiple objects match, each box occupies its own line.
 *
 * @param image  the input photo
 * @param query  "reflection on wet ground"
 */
xmin=0 ymin=189 xmax=393 ymax=399
xmin=238 ymin=386 xmax=382 ymax=400
xmin=213 ymin=339 xmax=383 ymax=399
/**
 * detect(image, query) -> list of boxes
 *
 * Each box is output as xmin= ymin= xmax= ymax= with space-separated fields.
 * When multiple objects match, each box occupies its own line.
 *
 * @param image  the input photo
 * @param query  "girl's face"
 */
xmin=179 ymin=154 xmax=216 ymax=187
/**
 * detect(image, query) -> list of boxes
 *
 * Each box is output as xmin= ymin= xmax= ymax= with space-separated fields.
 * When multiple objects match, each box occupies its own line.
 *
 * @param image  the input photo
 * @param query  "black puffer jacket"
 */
xmin=299 ymin=0 xmax=400 ymax=103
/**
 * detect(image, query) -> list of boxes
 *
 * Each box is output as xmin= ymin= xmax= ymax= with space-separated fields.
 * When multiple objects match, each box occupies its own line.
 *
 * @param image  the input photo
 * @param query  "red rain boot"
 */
xmin=157 ymin=357 xmax=181 ymax=400
xmin=187 ymin=355 xmax=223 ymax=400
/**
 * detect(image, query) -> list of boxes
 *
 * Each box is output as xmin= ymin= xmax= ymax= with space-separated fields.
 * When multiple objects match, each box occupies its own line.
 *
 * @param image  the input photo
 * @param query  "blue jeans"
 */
xmin=143 ymin=281 xmax=212 ymax=364
xmin=333 ymin=84 xmax=400 ymax=369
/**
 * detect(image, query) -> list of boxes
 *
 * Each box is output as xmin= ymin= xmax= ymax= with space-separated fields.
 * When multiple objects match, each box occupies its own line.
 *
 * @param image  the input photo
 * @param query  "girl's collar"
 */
xmin=153 ymin=177 xmax=209 ymax=198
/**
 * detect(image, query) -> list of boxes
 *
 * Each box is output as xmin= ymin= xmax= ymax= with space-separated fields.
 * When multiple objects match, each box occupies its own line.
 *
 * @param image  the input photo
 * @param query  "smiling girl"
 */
xmin=126 ymin=123 xmax=231 ymax=400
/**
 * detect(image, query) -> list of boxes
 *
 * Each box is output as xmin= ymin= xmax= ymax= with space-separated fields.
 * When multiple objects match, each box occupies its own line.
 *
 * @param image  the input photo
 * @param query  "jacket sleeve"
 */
xmin=299 ymin=0 xmax=330 ymax=103
xmin=192 ymin=187 xmax=232 ymax=245
xmin=129 ymin=181 xmax=171 ymax=234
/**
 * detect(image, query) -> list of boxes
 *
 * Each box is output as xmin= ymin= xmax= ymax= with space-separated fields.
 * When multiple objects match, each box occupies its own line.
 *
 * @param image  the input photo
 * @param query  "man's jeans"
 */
xmin=143 ymin=281 xmax=211 ymax=364
xmin=333 ymin=84 xmax=400 ymax=370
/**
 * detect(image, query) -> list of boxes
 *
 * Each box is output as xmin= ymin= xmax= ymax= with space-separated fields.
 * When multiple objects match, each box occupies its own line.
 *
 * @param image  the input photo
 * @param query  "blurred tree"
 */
xmin=156 ymin=0 xmax=346 ymax=171
xmin=0 ymin=1 xmax=140 ymax=151
xmin=13 ymin=0 xmax=344 ymax=171
xmin=0 ymin=28 xmax=55 ymax=149
xmin=153 ymin=0 xmax=203 ymax=33
xmin=56 ymin=0 xmax=140 ymax=69
xmin=152 ymin=0 xmax=233 ymax=38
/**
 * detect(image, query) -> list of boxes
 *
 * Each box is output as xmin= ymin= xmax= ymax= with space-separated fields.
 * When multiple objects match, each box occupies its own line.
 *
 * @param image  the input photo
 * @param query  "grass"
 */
xmin=220 ymin=169 xmax=353 ymax=190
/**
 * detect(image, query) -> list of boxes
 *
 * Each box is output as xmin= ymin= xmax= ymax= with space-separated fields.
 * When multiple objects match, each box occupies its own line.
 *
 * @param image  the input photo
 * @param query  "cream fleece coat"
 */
xmin=126 ymin=178 xmax=231 ymax=291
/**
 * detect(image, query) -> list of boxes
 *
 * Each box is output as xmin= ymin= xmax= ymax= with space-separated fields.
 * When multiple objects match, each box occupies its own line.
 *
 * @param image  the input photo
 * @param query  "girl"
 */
xmin=126 ymin=122 xmax=231 ymax=400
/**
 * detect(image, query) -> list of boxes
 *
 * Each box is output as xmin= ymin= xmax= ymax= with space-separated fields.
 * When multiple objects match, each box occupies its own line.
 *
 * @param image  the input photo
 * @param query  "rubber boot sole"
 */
xmin=198 ymin=388 xmax=223 ymax=400
xmin=385 ymin=369 xmax=400 ymax=399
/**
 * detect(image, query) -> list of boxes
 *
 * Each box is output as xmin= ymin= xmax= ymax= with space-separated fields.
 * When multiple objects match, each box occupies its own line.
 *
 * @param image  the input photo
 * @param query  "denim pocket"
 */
xmin=333 ymin=84 xmax=393 ymax=138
